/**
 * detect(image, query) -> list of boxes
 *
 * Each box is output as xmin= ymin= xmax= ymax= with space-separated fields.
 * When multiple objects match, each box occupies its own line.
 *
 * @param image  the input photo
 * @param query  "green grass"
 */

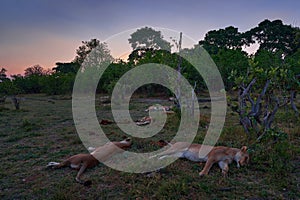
xmin=0 ymin=93 xmax=299 ymax=199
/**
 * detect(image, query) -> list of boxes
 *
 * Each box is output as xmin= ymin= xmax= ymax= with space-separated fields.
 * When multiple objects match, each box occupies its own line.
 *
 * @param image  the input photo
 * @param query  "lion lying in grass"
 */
xmin=47 ymin=138 xmax=132 ymax=185
xmin=151 ymin=141 xmax=249 ymax=176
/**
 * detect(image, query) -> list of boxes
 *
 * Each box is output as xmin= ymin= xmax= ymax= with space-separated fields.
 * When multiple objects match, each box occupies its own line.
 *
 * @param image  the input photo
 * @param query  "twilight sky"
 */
xmin=1 ymin=0 xmax=299 ymax=75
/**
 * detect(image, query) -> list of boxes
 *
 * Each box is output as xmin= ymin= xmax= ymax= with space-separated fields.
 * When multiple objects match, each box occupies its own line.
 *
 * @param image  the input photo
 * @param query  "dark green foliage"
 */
xmin=212 ymin=48 xmax=249 ymax=89
xmin=39 ymin=73 xmax=75 ymax=95
xmin=0 ymin=19 xmax=299 ymax=96
xmin=0 ymin=79 xmax=20 ymax=95
xmin=74 ymin=39 xmax=106 ymax=64
xmin=128 ymin=26 xmax=172 ymax=51
xmin=286 ymin=48 xmax=300 ymax=75
xmin=0 ymin=20 xmax=299 ymax=199
xmin=13 ymin=75 xmax=43 ymax=94
xmin=246 ymin=19 xmax=297 ymax=56
xmin=0 ymin=94 xmax=298 ymax=199
xmin=24 ymin=65 xmax=45 ymax=77
xmin=199 ymin=26 xmax=250 ymax=54
xmin=0 ymin=68 xmax=9 ymax=82
xmin=97 ymin=61 xmax=132 ymax=93
xmin=52 ymin=62 xmax=80 ymax=74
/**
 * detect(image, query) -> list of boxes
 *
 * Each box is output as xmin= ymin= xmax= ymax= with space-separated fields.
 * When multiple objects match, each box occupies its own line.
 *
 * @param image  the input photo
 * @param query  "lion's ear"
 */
xmin=241 ymin=146 xmax=247 ymax=153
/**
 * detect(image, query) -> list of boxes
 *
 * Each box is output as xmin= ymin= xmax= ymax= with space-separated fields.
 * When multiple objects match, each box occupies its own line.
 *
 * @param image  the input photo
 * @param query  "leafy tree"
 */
xmin=230 ymin=58 xmax=299 ymax=139
xmin=52 ymin=62 xmax=80 ymax=74
xmin=0 ymin=80 xmax=16 ymax=95
xmin=0 ymin=68 xmax=9 ymax=82
xmin=20 ymin=65 xmax=46 ymax=93
xmin=0 ymin=68 xmax=15 ymax=96
xmin=24 ymin=76 xmax=42 ymax=93
xmin=127 ymin=28 xmax=172 ymax=93
xmin=286 ymin=49 xmax=300 ymax=75
xmin=127 ymin=49 xmax=181 ymax=94
xmin=292 ymin=28 xmax=300 ymax=53
xmin=197 ymin=26 xmax=251 ymax=89
xmin=247 ymin=19 xmax=296 ymax=55
xmin=73 ymin=39 xmax=113 ymax=65
xmin=74 ymin=40 xmax=114 ymax=93
xmin=8 ymin=74 xmax=24 ymax=94
xmin=97 ymin=61 xmax=131 ymax=93
xmin=81 ymin=41 xmax=114 ymax=69
xmin=40 ymin=73 xmax=75 ymax=95
xmin=128 ymin=48 xmax=176 ymax=66
xmin=127 ymin=48 xmax=151 ymax=65
xmin=212 ymin=48 xmax=249 ymax=89
xmin=199 ymin=26 xmax=251 ymax=54
xmin=253 ymin=49 xmax=284 ymax=70
xmin=128 ymin=27 xmax=172 ymax=51
xmin=24 ymin=65 xmax=45 ymax=77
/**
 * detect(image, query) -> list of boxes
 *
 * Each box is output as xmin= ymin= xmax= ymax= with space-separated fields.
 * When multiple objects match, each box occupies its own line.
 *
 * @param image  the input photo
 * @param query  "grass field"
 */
xmin=0 ymin=93 xmax=299 ymax=199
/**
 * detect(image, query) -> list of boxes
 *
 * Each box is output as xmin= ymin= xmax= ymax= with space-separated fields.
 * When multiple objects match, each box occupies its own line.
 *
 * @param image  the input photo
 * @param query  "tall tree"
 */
xmin=128 ymin=27 xmax=172 ymax=51
xmin=24 ymin=65 xmax=45 ymax=77
xmin=52 ymin=62 xmax=80 ymax=74
xmin=292 ymin=28 xmax=300 ymax=52
xmin=247 ymin=19 xmax=296 ymax=55
xmin=0 ymin=68 xmax=8 ymax=81
xmin=212 ymin=48 xmax=249 ymax=89
xmin=199 ymin=26 xmax=251 ymax=54
xmin=253 ymin=49 xmax=284 ymax=70
xmin=286 ymin=48 xmax=300 ymax=75
xmin=73 ymin=39 xmax=111 ymax=65
xmin=74 ymin=40 xmax=114 ymax=93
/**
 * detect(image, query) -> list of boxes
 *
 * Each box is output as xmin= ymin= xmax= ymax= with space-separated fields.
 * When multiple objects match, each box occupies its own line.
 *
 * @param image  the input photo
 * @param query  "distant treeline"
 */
xmin=0 ymin=19 xmax=299 ymax=95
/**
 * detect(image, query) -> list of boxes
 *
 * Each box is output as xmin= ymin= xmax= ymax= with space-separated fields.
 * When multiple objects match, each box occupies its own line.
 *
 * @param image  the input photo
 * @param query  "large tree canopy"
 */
xmin=1 ymin=19 xmax=299 ymax=99
xmin=74 ymin=39 xmax=106 ymax=64
xmin=246 ymin=19 xmax=297 ymax=55
xmin=24 ymin=65 xmax=45 ymax=77
xmin=212 ymin=48 xmax=249 ymax=89
xmin=128 ymin=27 xmax=172 ymax=51
xmin=52 ymin=62 xmax=80 ymax=74
xmin=199 ymin=26 xmax=252 ymax=54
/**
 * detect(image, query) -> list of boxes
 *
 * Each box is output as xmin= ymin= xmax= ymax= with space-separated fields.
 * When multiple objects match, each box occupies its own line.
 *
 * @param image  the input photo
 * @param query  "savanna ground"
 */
xmin=0 ymin=93 xmax=299 ymax=199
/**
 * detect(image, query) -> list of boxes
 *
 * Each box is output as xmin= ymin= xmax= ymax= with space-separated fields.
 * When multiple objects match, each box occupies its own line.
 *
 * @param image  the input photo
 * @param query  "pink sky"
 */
xmin=1 ymin=35 xmax=81 ymax=76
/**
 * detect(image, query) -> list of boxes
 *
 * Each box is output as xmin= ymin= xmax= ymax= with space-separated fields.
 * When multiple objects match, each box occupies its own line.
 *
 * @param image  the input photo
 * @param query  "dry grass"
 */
xmin=0 ymin=94 xmax=299 ymax=199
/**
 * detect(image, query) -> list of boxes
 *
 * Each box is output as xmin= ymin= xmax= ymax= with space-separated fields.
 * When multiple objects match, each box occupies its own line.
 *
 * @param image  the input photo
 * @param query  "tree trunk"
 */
xmin=290 ymin=90 xmax=299 ymax=117
xmin=175 ymin=32 xmax=183 ymax=108
xmin=11 ymin=96 xmax=20 ymax=110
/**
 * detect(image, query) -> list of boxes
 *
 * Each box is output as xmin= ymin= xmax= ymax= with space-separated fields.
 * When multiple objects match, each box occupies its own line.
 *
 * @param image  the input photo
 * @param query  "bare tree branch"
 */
xmin=290 ymin=90 xmax=299 ymax=116
xmin=240 ymin=78 xmax=256 ymax=98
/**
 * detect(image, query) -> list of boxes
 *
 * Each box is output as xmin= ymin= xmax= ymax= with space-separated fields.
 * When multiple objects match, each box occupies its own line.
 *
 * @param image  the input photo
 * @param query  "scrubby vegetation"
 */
xmin=0 ymin=94 xmax=299 ymax=199
xmin=0 ymin=19 xmax=299 ymax=199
